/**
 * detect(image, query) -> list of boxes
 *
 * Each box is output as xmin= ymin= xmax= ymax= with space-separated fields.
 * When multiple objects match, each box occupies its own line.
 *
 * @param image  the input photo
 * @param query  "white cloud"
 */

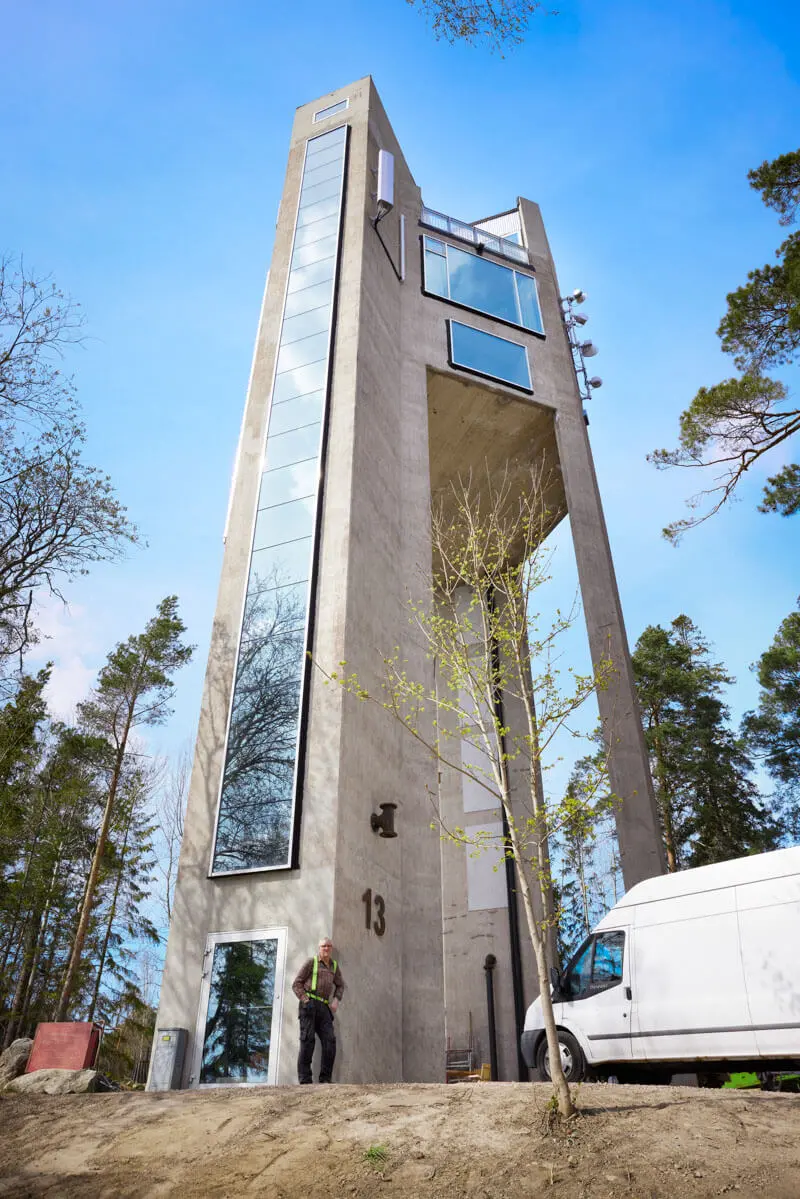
xmin=27 ymin=596 xmax=99 ymax=722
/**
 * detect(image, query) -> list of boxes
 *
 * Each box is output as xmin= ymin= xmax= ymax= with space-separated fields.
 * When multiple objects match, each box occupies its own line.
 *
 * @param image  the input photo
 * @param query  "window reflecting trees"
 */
xmin=212 ymin=124 xmax=347 ymax=874
xmin=200 ymin=937 xmax=278 ymax=1084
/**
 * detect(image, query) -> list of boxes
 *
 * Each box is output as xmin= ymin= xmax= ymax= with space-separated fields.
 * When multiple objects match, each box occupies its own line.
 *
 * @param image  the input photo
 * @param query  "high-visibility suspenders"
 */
xmin=308 ymin=955 xmax=337 ymax=1003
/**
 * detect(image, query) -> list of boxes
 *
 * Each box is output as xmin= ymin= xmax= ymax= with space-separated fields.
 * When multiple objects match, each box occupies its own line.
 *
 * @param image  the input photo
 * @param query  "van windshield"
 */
xmin=563 ymin=931 xmax=625 ymax=1000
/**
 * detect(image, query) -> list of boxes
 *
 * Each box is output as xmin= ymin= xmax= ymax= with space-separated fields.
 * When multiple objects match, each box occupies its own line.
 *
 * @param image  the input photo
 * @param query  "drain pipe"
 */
xmin=483 ymin=954 xmax=499 ymax=1081
xmin=488 ymin=589 xmax=529 ymax=1082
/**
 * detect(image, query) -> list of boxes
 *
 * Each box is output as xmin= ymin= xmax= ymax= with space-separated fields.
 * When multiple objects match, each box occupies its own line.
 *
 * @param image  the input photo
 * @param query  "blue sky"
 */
xmin=3 ymin=0 xmax=799 ymax=786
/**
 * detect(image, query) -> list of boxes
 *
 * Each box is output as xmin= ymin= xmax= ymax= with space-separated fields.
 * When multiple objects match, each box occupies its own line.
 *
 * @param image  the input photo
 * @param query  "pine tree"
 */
xmin=55 ymin=597 xmax=193 ymax=1019
xmin=632 ymin=616 xmax=778 ymax=869
xmin=743 ymin=600 xmax=800 ymax=840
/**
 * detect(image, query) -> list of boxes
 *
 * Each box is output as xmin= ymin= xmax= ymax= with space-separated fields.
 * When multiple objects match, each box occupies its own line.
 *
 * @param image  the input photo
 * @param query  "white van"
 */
xmin=522 ymin=845 xmax=800 ymax=1082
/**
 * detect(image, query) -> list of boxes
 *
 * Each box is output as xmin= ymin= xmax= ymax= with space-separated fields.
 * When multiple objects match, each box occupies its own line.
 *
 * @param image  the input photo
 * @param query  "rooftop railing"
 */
xmin=420 ymin=206 xmax=529 ymax=265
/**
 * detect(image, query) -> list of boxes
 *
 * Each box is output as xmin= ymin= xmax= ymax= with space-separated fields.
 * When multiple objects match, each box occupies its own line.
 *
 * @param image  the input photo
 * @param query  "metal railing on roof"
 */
xmin=420 ymin=206 xmax=529 ymax=265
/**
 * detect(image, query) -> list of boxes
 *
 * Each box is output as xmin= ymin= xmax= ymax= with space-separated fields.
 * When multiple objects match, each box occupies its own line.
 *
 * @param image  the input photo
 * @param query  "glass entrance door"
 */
xmin=195 ymin=928 xmax=287 ymax=1086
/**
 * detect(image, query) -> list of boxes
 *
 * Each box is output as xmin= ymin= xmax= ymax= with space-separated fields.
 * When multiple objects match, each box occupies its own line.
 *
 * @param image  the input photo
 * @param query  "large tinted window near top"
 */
xmin=423 ymin=237 xmax=544 ymax=334
xmin=211 ymin=124 xmax=347 ymax=876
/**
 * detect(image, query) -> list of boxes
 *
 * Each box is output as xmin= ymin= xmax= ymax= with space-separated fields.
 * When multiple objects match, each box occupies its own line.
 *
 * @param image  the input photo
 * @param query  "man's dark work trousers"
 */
xmin=298 ymin=998 xmax=336 ymax=1083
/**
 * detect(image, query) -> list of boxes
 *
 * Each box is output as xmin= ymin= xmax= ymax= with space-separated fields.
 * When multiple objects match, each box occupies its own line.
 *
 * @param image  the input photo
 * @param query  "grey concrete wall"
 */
xmin=154 ymin=77 xmax=447 ymax=1089
xmin=153 ymin=76 xmax=662 ymax=1092
xmin=517 ymin=199 xmax=666 ymax=888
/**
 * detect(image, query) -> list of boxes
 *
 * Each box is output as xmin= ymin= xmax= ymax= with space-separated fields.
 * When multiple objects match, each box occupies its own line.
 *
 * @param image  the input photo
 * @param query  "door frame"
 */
xmin=192 ymin=925 xmax=288 ymax=1088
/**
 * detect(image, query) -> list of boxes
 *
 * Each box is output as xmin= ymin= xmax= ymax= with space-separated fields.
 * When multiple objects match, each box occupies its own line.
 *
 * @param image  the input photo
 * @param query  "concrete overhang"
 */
xmin=427 ymin=368 xmax=566 ymax=566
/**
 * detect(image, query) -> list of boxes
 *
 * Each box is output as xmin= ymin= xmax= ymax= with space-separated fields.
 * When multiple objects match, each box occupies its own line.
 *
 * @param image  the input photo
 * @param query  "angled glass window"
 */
xmin=448 ymin=320 xmax=532 ymax=391
xmin=423 ymin=237 xmax=544 ymax=335
xmin=212 ymin=123 xmax=347 ymax=875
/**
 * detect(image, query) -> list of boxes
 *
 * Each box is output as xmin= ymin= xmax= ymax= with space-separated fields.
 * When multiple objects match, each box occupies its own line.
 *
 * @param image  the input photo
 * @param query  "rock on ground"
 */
xmin=0 ymin=1038 xmax=32 ymax=1087
xmin=4 ymin=1068 xmax=105 ymax=1095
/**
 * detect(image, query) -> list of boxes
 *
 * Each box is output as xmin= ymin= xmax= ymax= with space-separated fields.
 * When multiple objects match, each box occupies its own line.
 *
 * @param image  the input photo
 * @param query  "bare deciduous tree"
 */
xmin=0 ymin=255 xmax=137 ymax=670
xmin=317 ymin=467 xmax=613 ymax=1118
xmin=405 ymin=0 xmax=548 ymax=52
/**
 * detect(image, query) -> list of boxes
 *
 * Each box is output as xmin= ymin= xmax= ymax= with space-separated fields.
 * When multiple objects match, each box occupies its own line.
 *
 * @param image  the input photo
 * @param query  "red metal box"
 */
xmin=26 ymin=1022 xmax=101 ymax=1072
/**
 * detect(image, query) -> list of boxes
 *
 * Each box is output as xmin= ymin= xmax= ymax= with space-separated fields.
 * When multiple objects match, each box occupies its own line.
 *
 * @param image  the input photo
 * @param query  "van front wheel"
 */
xmin=535 ymin=1030 xmax=586 ymax=1083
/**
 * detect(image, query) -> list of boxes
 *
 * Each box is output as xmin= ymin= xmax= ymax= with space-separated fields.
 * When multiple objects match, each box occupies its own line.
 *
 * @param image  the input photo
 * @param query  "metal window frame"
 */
xmin=208 ymin=125 xmax=350 ymax=879
xmin=192 ymin=926 xmax=288 ymax=1088
xmin=447 ymin=319 xmax=533 ymax=394
xmin=423 ymin=237 xmax=545 ymax=340
xmin=313 ymin=98 xmax=349 ymax=123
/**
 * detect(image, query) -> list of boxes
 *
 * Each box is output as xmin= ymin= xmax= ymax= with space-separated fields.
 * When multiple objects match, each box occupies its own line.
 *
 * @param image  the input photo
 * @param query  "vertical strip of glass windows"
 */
xmin=211 ymin=125 xmax=348 ymax=875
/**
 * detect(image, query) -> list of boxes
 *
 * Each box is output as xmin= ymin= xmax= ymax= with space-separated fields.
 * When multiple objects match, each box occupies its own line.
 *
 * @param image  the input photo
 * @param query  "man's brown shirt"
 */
xmin=292 ymin=957 xmax=345 ymax=1003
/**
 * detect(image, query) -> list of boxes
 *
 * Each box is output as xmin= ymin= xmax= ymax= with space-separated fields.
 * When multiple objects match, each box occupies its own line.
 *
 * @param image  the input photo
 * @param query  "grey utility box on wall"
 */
xmin=148 ymin=1027 xmax=187 ymax=1090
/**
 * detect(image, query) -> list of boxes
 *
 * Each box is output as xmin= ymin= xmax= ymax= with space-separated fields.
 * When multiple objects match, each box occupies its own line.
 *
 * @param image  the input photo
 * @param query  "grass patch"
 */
xmin=363 ymin=1144 xmax=389 ymax=1168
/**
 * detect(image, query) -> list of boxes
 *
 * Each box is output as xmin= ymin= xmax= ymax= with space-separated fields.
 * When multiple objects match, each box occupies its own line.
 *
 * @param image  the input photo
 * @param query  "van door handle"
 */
xmin=625 ymin=986 xmax=632 ymax=1000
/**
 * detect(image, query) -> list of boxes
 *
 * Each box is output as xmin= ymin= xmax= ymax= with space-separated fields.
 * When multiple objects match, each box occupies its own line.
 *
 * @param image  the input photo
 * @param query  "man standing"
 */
xmin=292 ymin=938 xmax=345 ymax=1084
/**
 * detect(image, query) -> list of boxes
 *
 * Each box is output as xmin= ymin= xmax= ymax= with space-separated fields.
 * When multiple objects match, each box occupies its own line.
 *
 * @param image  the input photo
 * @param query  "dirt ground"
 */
xmin=1 ymin=1081 xmax=799 ymax=1198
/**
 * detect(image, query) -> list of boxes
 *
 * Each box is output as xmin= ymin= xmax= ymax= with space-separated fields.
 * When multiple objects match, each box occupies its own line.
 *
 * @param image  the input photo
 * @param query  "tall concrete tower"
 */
xmin=152 ymin=78 xmax=664 ymax=1089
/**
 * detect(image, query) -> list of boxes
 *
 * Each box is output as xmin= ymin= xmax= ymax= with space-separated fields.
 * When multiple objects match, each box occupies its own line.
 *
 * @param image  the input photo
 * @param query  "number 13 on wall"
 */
xmin=361 ymin=888 xmax=386 ymax=936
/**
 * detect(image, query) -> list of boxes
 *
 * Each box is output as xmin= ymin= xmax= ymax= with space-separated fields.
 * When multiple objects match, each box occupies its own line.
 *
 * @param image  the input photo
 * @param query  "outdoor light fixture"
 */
xmin=371 ymin=802 xmax=398 ymax=838
xmin=560 ymin=289 xmax=602 ymax=408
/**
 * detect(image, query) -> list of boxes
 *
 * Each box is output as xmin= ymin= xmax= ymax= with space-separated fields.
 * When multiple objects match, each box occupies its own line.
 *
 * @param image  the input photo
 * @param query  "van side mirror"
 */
xmin=549 ymin=966 xmax=561 ymax=993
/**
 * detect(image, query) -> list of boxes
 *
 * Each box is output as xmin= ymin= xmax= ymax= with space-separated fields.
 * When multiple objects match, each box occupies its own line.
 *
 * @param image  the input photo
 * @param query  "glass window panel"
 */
xmin=287 ymin=256 xmax=335 ymax=294
xmin=243 ymin=577 xmax=308 ymax=635
xmin=515 ymin=272 xmax=544 ymax=334
xmin=302 ymin=158 xmax=343 ymax=191
xmin=251 ymin=535 xmax=312 ymax=588
xmin=283 ymin=279 xmax=334 ymax=320
xmin=275 ymin=332 xmax=328 ymax=375
xmin=214 ymin=574 xmax=307 ymax=872
xmin=424 ymin=237 xmax=446 ymax=256
xmin=447 ymin=245 xmax=519 ymax=325
xmin=268 ymin=390 xmax=325 ymax=435
xmin=308 ymin=123 xmax=346 ymax=148
xmin=300 ymin=175 xmax=341 ymax=207
xmin=450 ymin=321 xmax=531 ymax=390
xmin=265 ymin=422 xmax=322 ymax=471
xmin=252 ymin=494 xmax=315 ymax=553
xmin=313 ymin=99 xmax=348 ymax=122
xmin=421 ymin=208 xmax=449 ymax=233
xmin=423 ymin=246 xmax=449 ymax=299
xmin=258 ymin=457 xmax=318 ymax=510
xmin=297 ymin=195 xmax=340 ymax=228
xmin=593 ymin=932 xmax=624 ymax=987
xmin=565 ymin=940 xmax=594 ymax=1000
xmin=303 ymin=143 xmax=345 ymax=172
xmin=280 ymin=305 xmax=331 ymax=346
xmin=213 ymin=117 xmax=345 ymax=878
xmin=291 ymin=236 xmax=338 ymax=270
xmin=200 ymin=939 xmax=278 ymax=1081
xmin=273 ymin=359 xmax=327 ymax=405
xmin=293 ymin=215 xmax=339 ymax=248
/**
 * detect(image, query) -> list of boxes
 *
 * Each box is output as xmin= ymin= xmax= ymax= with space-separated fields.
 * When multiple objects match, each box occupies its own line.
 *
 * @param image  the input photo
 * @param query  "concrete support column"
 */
xmin=554 ymin=408 xmax=666 ymax=887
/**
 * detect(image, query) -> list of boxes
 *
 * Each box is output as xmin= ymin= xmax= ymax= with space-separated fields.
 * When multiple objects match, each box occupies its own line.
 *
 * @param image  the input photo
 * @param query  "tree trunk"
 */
xmin=87 ymin=810 xmax=132 ymax=1023
xmin=2 ymin=916 xmax=40 ymax=1049
xmin=503 ymin=796 xmax=574 ymax=1117
xmin=651 ymin=713 xmax=677 ymax=871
